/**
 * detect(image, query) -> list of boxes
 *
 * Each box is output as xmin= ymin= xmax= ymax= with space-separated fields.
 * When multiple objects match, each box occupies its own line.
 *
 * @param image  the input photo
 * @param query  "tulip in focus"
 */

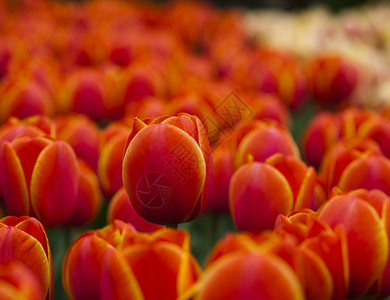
xmin=0 ymin=216 xmax=52 ymax=300
xmin=122 ymin=113 xmax=213 ymax=225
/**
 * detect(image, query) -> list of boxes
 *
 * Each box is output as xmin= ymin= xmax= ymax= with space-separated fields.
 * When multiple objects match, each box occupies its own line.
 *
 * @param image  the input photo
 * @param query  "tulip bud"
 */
xmin=229 ymin=161 xmax=293 ymax=231
xmin=0 ymin=216 xmax=52 ymax=300
xmin=123 ymin=114 xmax=213 ymax=225
xmin=0 ymin=137 xmax=78 ymax=227
xmin=108 ymin=187 xmax=164 ymax=232
xmin=232 ymin=120 xmax=299 ymax=169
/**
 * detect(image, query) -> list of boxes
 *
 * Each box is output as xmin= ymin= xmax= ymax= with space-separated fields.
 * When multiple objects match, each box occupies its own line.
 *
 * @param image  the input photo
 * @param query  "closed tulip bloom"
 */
xmin=302 ymin=112 xmax=339 ymax=168
xmin=318 ymin=193 xmax=389 ymax=297
xmin=63 ymin=221 xmax=201 ymax=300
xmin=232 ymin=120 xmax=299 ymax=169
xmin=0 ymin=216 xmax=52 ymax=300
xmin=229 ymin=161 xmax=293 ymax=231
xmin=196 ymin=251 xmax=304 ymax=300
xmin=0 ymin=136 xmax=78 ymax=227
xmin=66 ymin=160 xmax=102 ymax=226
xmin=54 ymin=114 xmax=99 ymax=171
xmin=108 ymin=187 xmax=164 ymax=232
xmin=123 ymin=114 xmax=213 ymax=225
xmin=98 ymin=123 xmax=130 ymax=197
xmin=266 ymin=154 xmax=322 ymax=211
xmin=209 ymin=140 xmax=234 ymax=213
xmin=338 ymin=152 xmax=390 ymax=196
xmin=0 ymin=262 xmax=44 ymax=300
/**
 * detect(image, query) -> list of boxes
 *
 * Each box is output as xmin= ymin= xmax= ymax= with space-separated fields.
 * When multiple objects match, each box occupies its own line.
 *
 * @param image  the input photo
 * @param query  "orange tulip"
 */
xmin=266 ymin=154 xmax=324 ymax=210
xmin=0 ymin=261 xmax=44 ymax=300
xmin=307 ymin=55 xmax=358 ymax=106
xmin=54 ymin=114 xmax=99 ymax=171
xmin=196 ymin=251 xmax=304 ymax=300
xmin=0 ymin=79 xmax=55 ymax=124
xmin=0 ymin=216 xmax=52 ymax=300
xmin=231 ymin=120 xmax=299 ymax=169
xmin=63 ymin=221 xmax=201 ymax=300
xmin=66 ymin=160 xmax=102 ymax=226
xmin=123 ymin=114 xmax=213 ymax=225
xmin=108 ymin=187 xmax=164 ymax=232
xmin=229 ymin=161 xmax=293 ymax=231
xmin=98 ymin=122 xmax=130 ymax=197
xmin=318 ymin=192 xmax=389 ymax=297
xmin=0 ymin=136 xmax=78 ymax=227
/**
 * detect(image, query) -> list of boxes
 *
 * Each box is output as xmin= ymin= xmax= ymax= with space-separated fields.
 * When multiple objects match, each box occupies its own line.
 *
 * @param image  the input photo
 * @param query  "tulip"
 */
xmin=307 ymin=55 xmax=358 ymax=106
xmin=0 ymin=136 xmax=78 ymax=227
xmin=0 ymin=216 xmax=52 ymax=300
xmin=196 ymin=251 xmax=304 ymax=300
xmin=0 ymin=79 xmax=55 ymax=124
xmin=275 ymin=211 xmax=349 ymax=300
xmin=98 ymin=122 xmax=130 ymax=197
xmin=302 ymin=112 xmax=339 ymax=168
xmin=66 ymin=160 xmax=102 ymax=226
xmin=231 ymin=120 xmax=299 ymax=169
xmin=125 ymin=96 xmax=168 ymax=120
xmin=63 ymin=221 xmax=201 ymax=300
xmin=209 ymin=140 xmax=234 ymax=213
xmin=123 ymin=114 xmax=213 ymax=225
xmin=319 ymin=138 xmax=382 ymax=194
xmin=0 ymin=261 xmax=44 ymax=300
xmin=318 ymin=192 xmax=389 ymax=297
xmin=54 ymin=114 xmax=99 ymax=171
xmin=108 ymin=187 xmax=164 ymax=232
xmin=266 ymin=154 xmax=323 ymax=211
xmin=229 ymin=161 xmax=293 ymax=231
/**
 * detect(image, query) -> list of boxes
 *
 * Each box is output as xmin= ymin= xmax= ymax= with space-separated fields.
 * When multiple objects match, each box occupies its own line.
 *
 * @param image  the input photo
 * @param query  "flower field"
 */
xmin=1 ymin=0 xmax=390 ymax=299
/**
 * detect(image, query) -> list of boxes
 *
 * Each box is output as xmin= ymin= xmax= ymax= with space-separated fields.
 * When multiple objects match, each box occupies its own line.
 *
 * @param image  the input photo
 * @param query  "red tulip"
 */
xmin=231 ymin=120 xmax=299 ymax=169
xmin=0 ymin=136 xmax=78 ymax=226
xmin=108 ymin=187 xmax=164 ymax=232
xmin=66 ymin=160 xmax=102 ymax=226
xmin=0 ymin=261 xmax=44 ymax=300
xmin=229 ymin=161 xmax=293 ymax=231
xmin=123 ymin=114 xmax=213 ymax=225
xmin=0 ymin=216 xmax=52 ymax=300
xmin=318 ymin=192 xmax=388 ymax=297
xmin=54 ymin=114 xmax=99 ymax=171
xmin=63 ymin=221 xmax=200 ymax=300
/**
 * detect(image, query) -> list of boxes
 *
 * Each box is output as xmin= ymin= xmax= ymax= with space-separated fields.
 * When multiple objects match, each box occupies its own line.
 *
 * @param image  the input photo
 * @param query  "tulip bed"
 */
xmin=2 ymin=0 xmax=390 ymax=299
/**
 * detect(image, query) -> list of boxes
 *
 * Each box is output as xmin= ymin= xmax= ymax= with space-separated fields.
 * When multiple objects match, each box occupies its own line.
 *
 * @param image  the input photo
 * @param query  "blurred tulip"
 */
xmin=319 ymin=138 xmax=382 ymax=194
xmin=54 ymin=114 xmax=99 ymax=171
xmin=196 ymin=251 xmax=304 ymax=300
xmin=0 ymin=216 xmax=52 ymax=300
xmin=63 ymin=221 xmax=200 ymax=300
xmin=209 ymin=140 xmax=233 ymax=213
xmin=307 ymin=55 xmax=358 ymax=106
xmin=231 ymin=120 xmax=299 ymax=169
xmin=0 ymin=136 xmax=78 ymax=227
xmin=108 ymin=187 xmax=164 ymax=232
xmin=266 ymin=154 xmax=324 ymax=210
xmin=125 ymin=96 xmax=168 ymax=120
xmin=318 ymin=193 xmax=389 ymax=297
xmin=229 ymin=161 xmax=293 ymax=231
xmin=123 ymin=114 xmax=213 ymax=225
xmin=0 ymin=261 xmax=44 ymax=300
xmin=0 ymin=79 xmax=55 ymax=124
xmin=98 ymin=122 xmax=130 ymax=197
xmin=302 ymin=112 xmax=339 ymax=168
xmin=66 ymin=160 xmax=102 ymax=226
